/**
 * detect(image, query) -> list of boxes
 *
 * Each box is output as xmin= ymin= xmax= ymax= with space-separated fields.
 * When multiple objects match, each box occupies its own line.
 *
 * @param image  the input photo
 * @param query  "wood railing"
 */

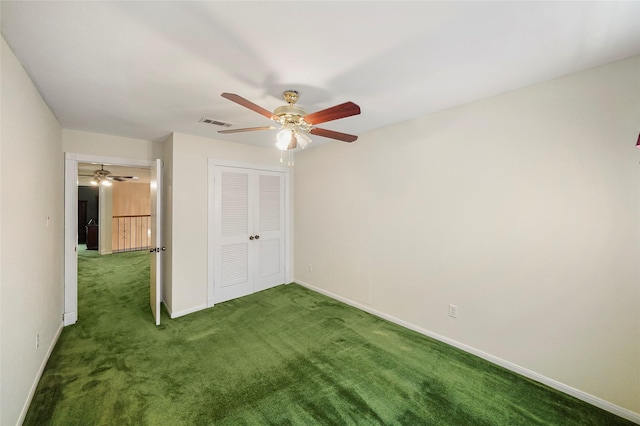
xmin=112 ymin=215 xmax=151 ymax=253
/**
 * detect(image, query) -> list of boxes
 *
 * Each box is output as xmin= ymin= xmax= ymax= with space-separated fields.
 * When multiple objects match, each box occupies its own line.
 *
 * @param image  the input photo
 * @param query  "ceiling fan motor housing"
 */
xmin=274 ymin=90 xmax=312 ymax=130
xmin=274 ymin=104 xmax=309 ymax=128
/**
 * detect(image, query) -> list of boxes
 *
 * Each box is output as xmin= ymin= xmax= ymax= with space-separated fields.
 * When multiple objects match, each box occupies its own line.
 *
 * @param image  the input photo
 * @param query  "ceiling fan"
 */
xmin=218 ymin=90 xmax=361 ymax=150
xmin=79 ymin=165 xmax=139 ymax=186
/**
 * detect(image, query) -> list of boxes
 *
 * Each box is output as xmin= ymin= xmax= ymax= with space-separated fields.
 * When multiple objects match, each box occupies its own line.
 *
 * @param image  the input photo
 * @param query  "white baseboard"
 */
xmin=16 ymin=321 xmax=64 ymax=426
xmin=295 ymin=280 xmax=640 ymax=424
xmin=63 ymin=310 xmax=77 ymax=326
xmin=163 ymin=301 xmax=209 ymax=319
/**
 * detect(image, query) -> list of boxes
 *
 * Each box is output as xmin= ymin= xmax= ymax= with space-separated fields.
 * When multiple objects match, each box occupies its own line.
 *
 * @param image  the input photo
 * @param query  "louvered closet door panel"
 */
xmin=254 ymin=172 xmax=285 ymax=292
xmin=213 ymin=168 xmax=254 ymax=303
xmin=221 ymin=171 xmax=249 ymax=239
xmin=220 ymin=243 xmax=249 ymax=287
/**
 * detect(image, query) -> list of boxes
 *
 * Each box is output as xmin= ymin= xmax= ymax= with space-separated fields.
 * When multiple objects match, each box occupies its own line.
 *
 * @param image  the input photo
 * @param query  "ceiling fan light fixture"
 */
xmin=91 ymin=173 xmax=112 ymax=186
xmin=276 ymin=128 xmax=293 ymax=150
xmin=297 ymin=131 xmax=311 ymax=149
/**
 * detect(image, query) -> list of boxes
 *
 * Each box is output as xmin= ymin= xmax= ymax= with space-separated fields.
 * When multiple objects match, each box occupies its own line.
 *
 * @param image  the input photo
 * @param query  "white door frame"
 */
xmin=63 ymin=152 xmax=153 ymax=325
xmin=207 ymin=159 xmax=292 ymax=308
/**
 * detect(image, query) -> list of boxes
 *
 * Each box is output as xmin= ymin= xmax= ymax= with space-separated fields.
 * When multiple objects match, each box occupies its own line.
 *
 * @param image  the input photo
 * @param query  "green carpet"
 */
xmin=24 ymin=249 xmax=633 ymax=425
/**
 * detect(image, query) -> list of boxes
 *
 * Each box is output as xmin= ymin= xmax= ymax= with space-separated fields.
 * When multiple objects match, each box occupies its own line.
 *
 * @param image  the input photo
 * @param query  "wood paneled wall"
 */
xmin=112 ymin=183 xmax=150 ymax=251
xmin=112 ymin=182 xmax=150 ymax=216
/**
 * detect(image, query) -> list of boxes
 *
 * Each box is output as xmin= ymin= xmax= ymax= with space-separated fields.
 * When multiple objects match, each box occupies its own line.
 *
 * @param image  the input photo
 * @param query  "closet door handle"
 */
xmin=254 ymin=235 xmax=260 ymax=240
xmin=249 ymin=236 xmax=254 ymax=240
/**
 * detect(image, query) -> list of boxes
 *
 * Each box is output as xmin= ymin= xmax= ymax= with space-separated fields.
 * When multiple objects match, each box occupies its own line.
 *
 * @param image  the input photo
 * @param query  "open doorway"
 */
xmin=78 ymin=162 xmax=152 ymax=254
xmin=78 ymin=186 xmax=99 ymax=248
xmin=64 ymin=154 xmax=155 ymax=325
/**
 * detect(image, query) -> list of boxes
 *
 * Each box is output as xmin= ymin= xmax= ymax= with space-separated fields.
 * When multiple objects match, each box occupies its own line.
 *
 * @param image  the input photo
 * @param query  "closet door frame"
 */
xmin=207 ymin=159 xmax=292 ymax=307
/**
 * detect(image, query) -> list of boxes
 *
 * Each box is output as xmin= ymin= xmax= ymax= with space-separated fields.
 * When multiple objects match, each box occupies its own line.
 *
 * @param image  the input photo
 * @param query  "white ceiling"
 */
xmin=2 ymin=1 xmax=639 ymax=149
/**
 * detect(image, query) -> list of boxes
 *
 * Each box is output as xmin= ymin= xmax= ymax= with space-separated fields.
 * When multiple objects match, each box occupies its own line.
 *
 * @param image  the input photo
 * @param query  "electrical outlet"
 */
xmin=448 ymin=304 xmax=458 ymax=318
xmin=308 ymin=264 xmax=313 ymax=272
xmin=36 ymin=334 xmax=40 ymax=349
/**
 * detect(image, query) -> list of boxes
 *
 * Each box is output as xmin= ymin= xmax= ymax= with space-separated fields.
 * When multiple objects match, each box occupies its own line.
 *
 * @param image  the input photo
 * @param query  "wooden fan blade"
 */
xmin=310 ymin=127 xmax=358 ymax=142
xmin=109 ymin=176 xmax=138 ymax=180
xmin=218 ymin=126 xmax=276 ymax=134
xmin=221 ymin=93 xmax=279 ymax=121
xmin=304 ymin=101 xmax=361 ymax=125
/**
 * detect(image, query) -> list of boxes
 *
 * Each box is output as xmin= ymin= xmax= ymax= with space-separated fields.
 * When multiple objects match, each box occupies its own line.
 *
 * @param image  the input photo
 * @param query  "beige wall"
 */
xmin=1 ymin=36 xmax=65 ymax=425
xmin=98 ymin=184 xmax=113 ymax=255
xmin=63 ymin=129 xmax=158 ymax=161
xmin=165 ymin=132 xmax=283 ymax=316
xmin=294 ymin=56 xmax=640 ymax=413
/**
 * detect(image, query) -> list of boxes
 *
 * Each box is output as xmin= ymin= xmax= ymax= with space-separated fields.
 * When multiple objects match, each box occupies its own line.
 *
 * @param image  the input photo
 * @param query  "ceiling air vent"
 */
xmin=199 ymin=117 xmax=233 ymax=127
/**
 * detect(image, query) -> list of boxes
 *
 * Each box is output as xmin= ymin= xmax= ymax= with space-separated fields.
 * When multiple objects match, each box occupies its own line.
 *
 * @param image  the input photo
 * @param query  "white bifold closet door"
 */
xmin=213 ymin=166 xmax=286 ymax=303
